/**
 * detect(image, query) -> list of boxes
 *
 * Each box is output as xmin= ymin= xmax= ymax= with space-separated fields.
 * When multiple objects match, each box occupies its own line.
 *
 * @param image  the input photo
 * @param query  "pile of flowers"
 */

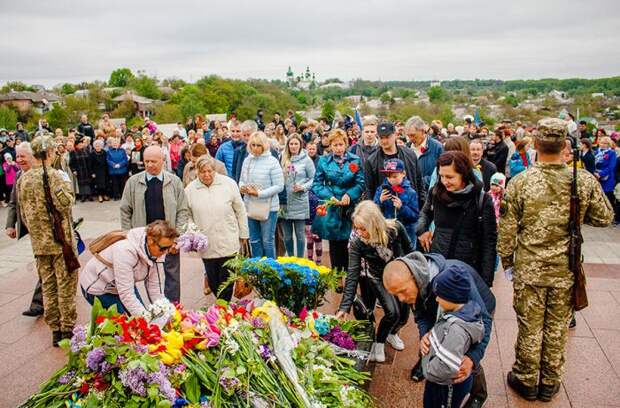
xmin=176 ymin=222 xmax=209 ymax=253
xmin=225 ymin=256 xmax=344 ymax=314
xmin=22 ymin=299 xmax=373 ymax=408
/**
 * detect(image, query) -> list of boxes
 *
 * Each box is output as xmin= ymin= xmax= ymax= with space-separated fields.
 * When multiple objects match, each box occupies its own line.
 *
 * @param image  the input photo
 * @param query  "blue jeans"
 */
xmin=281 ymin=219 xmax=306 ymax=257
xmin=248 ymin=211 xmax=279 ymax=258
xmin=81 ymin=286 xmax=143 ymax=316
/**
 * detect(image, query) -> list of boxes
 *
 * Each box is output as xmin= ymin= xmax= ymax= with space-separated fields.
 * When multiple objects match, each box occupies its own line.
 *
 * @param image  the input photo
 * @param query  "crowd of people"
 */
xmin=4 ymin=108 xmax=617 ymax=408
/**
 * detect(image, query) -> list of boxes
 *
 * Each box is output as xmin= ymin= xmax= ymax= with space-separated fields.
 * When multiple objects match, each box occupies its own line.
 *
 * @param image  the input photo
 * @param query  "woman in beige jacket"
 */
xmin=185 ymin=156 xmax=249 ymax=301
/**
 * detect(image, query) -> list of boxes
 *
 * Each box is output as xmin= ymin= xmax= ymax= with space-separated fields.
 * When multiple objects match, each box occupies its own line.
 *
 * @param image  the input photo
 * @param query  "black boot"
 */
xmin=507 ymin=371 xmax=538 ymax=401
xmin=61 ymin=330 xmax=74 ymax=340
xmin=410 ymin=358 xmax=424 ymax=382
xmin=538 ymin=383 xmax=560 ymax=402
xmin=22 ymin=306 xmax=44 ymax=317
xmin=569 ymin=315 xmax=576 ymax=329
xmin=52 ymin=331 xmax=63 ymax=347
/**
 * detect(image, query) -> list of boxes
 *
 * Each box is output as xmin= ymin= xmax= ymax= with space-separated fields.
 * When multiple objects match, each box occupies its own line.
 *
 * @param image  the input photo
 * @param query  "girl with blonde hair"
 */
xmin=335 ymin=200 xmax=414 ymax=362
xmin=280 ymin=134 xmax=315 ymax=257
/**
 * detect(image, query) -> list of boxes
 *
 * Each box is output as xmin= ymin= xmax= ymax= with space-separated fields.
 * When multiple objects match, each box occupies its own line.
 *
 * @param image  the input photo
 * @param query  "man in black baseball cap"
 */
xmin=364 ymin=120 xmax=426 ymax=209
xmin=377 ymin=121 xmax=395 ymax=137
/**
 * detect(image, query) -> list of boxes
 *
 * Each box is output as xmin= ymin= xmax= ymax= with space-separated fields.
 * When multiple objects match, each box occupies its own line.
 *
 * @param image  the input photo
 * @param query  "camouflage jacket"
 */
xmin=17 ymin=166 xmax=76 ymax=256
xmin=498 ymin=162 xmax=613 ymax=288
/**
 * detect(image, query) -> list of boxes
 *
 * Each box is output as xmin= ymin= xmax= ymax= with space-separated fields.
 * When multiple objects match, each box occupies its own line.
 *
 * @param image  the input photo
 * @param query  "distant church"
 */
xmin=286 ymin=66 xmax=316 ymax=90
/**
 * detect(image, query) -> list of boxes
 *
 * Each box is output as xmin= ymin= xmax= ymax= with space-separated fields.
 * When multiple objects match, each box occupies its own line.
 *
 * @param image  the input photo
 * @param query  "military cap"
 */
xmin=536 ymin=118 xmax=567 ymax=141
xmin=31 ymin=135 xmax=57 ymax=157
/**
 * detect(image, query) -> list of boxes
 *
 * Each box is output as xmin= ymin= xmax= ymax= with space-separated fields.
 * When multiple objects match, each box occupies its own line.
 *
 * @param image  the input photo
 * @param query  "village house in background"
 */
xmin=0 ymin=90 xmax=61 ymax=115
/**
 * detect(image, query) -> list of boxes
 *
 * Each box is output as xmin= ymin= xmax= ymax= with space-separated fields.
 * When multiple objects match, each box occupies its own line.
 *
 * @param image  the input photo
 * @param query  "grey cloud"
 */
xmin=0 ymin=0 xmax=619 ymax=86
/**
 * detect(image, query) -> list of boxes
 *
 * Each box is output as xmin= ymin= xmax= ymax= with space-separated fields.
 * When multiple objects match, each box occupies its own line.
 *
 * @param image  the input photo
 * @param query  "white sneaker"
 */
xmin=387 ymin=334 xmax=405 ymax=351
xmin=369 ymin=342 xmax=386 ymax=363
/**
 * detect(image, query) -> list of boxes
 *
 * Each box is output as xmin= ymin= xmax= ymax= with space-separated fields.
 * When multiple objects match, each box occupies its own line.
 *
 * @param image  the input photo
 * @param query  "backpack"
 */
xmin=88 ymin=230 xmax=127 ymax=268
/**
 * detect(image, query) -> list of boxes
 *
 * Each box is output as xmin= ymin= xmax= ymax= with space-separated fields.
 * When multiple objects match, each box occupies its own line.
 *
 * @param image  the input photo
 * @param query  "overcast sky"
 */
xmin=1 ymin=0 xmax=619 ymax=86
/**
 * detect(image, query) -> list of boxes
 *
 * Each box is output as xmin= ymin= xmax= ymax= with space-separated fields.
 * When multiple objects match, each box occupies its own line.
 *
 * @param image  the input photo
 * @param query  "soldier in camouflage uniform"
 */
xmin=498 ymin=118 xmax=613 ymax=402
xmin=17 ymin=134 xmax=78 ymax=346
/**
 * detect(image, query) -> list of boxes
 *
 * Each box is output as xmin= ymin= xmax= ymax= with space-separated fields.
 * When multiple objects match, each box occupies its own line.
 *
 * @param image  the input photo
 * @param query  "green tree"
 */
xmin=321 ymin=100 xmax=336 ymax=124
xmin=504 ymin=94 xmax=519 ymax=107
xmin=111 ymin=99 xmax=137 ymax=121
xmin=46 ymin=104 xmax=69 ymax=131
xmin=0 ymin=106 xmax=18 ymax=129
xmin=64 ymin=95 xmax=100 ymax=126
xmin=0 ymin=81 xmax=35 ymax=93
xmin=153 ymin=103 xmax=182 ymax=123
xmin=129 ymin=75 xmax=162 ymax=100
xmin=60 ymin=83 xmax=76 ymax=95
xmin=428 ymin=87 xmax=450 ymax=103
xmin=172 ymin=85 xmax=209 ymax=118
xmin=109 ymin=68 xmax=135 ymax=88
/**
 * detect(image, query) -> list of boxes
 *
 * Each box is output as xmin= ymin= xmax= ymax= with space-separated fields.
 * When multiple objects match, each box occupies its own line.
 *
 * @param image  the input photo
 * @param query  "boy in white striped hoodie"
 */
xmin=422 ymin=267 xmax=484 ymax=408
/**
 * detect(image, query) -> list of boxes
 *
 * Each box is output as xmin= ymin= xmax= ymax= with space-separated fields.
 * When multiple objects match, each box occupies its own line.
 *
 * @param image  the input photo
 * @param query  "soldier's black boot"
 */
xmin=569 ymin=315 xmax=576 ymax=329
xmin=538 ymin=382 xmax=560 ymax=402
xmin=52 ymin=331 xmax=63 ymax=347
xmin=61 ymin=329 xmax=74 ymax=341
xmin=507 ymin=371 xmax=538 ymax=401
xmin=22 ymin=306 xmax=44 ymax=317
xmin=410 ymin=357 xmax=424 ymax=382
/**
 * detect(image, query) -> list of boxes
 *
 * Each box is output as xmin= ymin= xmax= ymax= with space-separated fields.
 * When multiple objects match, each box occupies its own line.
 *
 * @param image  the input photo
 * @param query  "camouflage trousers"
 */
xmin=512 ymin=282 xmax=573 ymax=387
xmin=35 ymin=254 xmax=78 ymax=332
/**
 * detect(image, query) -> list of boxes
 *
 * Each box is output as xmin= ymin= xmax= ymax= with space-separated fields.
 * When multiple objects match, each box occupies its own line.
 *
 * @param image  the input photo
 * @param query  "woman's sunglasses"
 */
xmin=156 ymin=242 xmax=173 ymax=252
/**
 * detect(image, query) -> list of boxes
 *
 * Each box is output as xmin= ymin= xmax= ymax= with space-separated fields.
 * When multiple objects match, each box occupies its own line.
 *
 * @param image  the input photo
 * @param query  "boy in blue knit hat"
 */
xmin=373 ymin=158 xmax=420 ymax=240
xmin=422 ymin=265 xmax=485 ymax=408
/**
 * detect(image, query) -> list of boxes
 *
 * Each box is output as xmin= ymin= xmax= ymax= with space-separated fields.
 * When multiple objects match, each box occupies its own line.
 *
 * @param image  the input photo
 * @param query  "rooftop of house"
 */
xmin=0 ymin=90 xmax=61 ymax=103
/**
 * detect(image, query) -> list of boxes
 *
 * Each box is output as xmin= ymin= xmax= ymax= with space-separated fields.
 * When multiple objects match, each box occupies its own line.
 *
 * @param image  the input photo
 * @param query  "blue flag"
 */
xmin=354 ymin=108 xmax=363 ymax=130
xmin=474 ymin=110 xmax=482 ymax=126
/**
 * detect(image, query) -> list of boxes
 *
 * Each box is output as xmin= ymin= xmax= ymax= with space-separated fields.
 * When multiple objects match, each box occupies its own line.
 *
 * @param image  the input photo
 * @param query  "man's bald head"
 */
xmin=383 ymin=260 xmax=419 ymax=304
xmin=143 ymin=145 xmax=164 ymax=176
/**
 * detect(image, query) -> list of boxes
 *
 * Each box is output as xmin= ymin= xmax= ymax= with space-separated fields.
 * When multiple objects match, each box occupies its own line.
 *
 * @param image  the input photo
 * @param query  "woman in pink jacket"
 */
xmin=79 ymin=220 xmax=179 ymax=316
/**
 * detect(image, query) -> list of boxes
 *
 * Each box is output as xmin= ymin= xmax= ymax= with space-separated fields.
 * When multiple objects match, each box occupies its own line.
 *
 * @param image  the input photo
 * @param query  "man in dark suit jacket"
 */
xmin=470 ymin=138 xmax=497 ymax=191
xmin=4 ymin=142 xmax=44 ymax=316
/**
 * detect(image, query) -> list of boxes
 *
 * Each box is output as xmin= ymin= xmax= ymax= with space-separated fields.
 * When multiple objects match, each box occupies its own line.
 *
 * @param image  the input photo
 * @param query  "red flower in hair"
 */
xmin=349 ymin=163 xmax=359 ymax=173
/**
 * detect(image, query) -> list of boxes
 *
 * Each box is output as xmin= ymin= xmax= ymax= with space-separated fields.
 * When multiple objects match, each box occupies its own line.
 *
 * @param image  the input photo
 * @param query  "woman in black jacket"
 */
xmin=336 ymin=200 xmax=414 ymax=363
xmin=90 ymin=140 xmax=109 ymax=203
xmin=417 ymin=151 xmax=497 ymax=287
xmin=580 ymin=138 xmax=596 ymax=174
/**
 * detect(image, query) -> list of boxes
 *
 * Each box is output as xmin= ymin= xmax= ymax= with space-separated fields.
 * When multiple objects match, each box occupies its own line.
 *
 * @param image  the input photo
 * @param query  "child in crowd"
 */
xmin=305 ymin=188 xmax=323 ymax=264
xmin=422 ymin=267 xmax=484 ymax=408
xmin=2 ymin=153 xmax=18 ymax=205
xmin=373 ymin=159 xmax=419 ymax=241
xmin=489 ymin=172 xmax=506 ymax=225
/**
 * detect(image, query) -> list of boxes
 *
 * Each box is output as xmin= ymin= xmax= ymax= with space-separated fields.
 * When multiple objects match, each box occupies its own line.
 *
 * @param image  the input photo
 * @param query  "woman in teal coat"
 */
xmin=312 ymin=129 xmax=364 ymax=272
